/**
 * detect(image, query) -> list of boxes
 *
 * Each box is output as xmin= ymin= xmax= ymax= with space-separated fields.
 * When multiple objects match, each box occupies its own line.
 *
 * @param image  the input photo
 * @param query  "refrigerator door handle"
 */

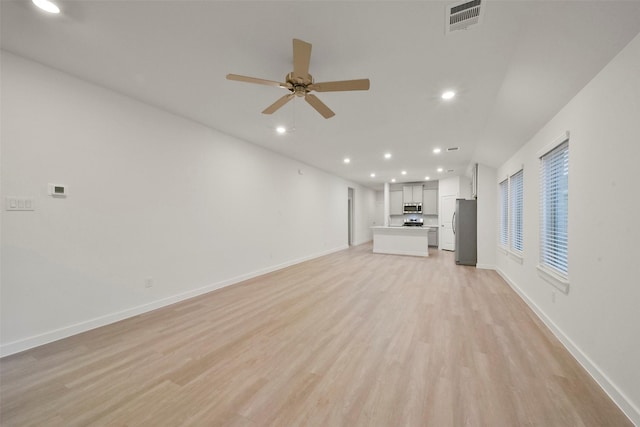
xmin=452 ymin=212 xmax=456 ymax=235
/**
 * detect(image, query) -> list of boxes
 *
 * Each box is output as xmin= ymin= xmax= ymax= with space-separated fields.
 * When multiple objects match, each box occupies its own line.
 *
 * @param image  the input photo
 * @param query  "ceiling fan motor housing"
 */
xmin=286 ymin=72 xmax=313 ymax=96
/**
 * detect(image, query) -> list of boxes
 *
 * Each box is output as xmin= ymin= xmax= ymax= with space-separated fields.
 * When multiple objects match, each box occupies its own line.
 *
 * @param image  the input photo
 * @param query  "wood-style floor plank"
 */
xmin=0 ymin=244 xmax=632 ymax=426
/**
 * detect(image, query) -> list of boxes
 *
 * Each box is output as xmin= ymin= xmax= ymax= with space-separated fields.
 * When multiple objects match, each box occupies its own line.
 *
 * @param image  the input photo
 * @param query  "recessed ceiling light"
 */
xmin=370 ymin=173 xmax=376 ymax=178
xmin=433 ymin=148 xmax=441 ymax=154
xmin=275 ymin=126 xmax=286 ymax=134
xmin=441 ymin=90 xmax=456 ymax=100
xmin=425 ymin=176 xmax=430 ymax=181
xmin=384 ymin=153 xmax=392 ymax=159
xmin=437 ymin=168 xmax=443 ymax=173
xmin=343 ymin=157 xmax=351 ymax=164
xmin=401 ymin=170 xmax=407 ymax=175
xmin=32 ymin=0 xmax=60 ymax=13
xmin=391 ymin=178 xmax=396 ymax=183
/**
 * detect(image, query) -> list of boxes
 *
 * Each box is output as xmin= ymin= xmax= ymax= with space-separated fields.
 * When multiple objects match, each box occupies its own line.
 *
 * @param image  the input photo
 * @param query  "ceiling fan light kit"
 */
xmin=227 ymin=38 xmax=370 ymax=119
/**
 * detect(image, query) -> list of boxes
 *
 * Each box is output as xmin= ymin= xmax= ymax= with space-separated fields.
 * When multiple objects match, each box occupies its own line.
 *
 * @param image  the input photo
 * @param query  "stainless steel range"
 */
xmin=403 ymin=218 xmax=424 ymax=227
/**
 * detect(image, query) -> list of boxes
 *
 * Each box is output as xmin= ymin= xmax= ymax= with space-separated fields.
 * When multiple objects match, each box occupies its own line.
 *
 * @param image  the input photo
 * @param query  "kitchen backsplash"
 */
xmin=390 ymin=216 xmax=404 ymax=227
xmin=389 ymin=214 xmax=438 ymax=226
xmin=422 ymin=215 xmax=438 ymax=226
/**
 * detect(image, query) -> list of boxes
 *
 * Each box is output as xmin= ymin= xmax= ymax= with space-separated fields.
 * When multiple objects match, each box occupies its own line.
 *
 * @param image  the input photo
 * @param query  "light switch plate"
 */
xmin=6 ymin=197 xmax=35 ymax=211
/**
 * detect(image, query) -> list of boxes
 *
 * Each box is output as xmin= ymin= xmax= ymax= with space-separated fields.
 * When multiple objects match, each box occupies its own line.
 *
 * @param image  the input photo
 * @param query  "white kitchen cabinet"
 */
xmin=372 ymin=226 xmax=430 ymax=257
xmin=403 ymin=185 xmax=424 ymax=203
xmin=428 ymin=227 xmax=438 ymax=247
xmin=390 ymin=190 xmax=403 ymax=215
xmin=412 ymin=185 xmax=423 ymax=203
xmin=402 ymin=186 xmax=412 ymax=204
xmin=422 ymin=189 xmax=438 ymax=215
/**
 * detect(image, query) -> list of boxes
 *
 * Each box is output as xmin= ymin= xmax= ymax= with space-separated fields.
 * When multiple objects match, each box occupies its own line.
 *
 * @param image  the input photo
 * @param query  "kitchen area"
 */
xmin=371 ymin=181 xmax=439 ymax=257
xmin=371 ymin=174 xmax=478 ymax=265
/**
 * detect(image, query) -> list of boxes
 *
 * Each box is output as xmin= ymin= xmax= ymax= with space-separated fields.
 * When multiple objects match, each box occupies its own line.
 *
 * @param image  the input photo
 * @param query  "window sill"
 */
xmin=537 ymin=265 xmax=569 ymax=294
xmin=508 ymin=250 xmax=524 ymax=264
xmin=499 ymin=247 xmax=523 ymax=264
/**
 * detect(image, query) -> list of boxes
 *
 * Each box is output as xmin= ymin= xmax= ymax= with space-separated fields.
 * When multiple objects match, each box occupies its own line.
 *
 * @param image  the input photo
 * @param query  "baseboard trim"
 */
xmin=352 ymin=238 xmax=373 ymax=246
xmin=495 ymin=268 xmax=640 ymax=426
xmin=475 ymin=263 xmax=495 ymax=270
xmin=0 ymin=244 xmax=349 ymax=358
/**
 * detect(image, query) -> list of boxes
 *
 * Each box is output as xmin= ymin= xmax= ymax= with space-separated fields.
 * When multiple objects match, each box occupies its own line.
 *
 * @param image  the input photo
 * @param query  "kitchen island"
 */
xmin=371 ymin=226 xmax=430 ymax=257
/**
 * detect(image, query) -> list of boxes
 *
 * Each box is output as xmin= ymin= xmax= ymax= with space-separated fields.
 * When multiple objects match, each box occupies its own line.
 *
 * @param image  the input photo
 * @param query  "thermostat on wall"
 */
xmin=48 ymin=183 xmax=67 ymax=197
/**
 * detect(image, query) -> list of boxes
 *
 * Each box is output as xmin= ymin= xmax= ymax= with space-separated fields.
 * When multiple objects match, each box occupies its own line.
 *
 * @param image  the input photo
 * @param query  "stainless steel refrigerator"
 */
xmin=454 ymin=199 xmax=477 ymax=266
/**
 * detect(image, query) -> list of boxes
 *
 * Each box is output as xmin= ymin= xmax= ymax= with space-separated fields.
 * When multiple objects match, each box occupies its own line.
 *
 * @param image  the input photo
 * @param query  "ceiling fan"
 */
xmin=226 ymin=39 xmax=370 ymax=119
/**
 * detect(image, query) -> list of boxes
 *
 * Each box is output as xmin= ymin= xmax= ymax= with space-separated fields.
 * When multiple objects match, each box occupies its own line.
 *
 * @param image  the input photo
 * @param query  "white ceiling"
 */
xmin=2 ymin=1 xmax=640 ymax=189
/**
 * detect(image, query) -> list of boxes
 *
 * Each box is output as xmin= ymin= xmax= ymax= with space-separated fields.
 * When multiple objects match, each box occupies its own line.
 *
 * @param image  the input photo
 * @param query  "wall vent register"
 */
xmin=446 ymin=0 xmax=483 ymax=33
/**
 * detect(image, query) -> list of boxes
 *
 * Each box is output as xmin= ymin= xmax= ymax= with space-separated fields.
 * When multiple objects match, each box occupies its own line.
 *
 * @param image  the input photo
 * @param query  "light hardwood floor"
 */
xmin=0 ymin=244 xmax=632 ymax=426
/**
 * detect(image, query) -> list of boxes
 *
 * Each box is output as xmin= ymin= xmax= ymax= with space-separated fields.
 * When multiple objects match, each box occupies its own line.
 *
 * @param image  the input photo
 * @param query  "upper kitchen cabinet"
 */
xmin=413 ymin=185 xmax=423 ymax=203
xmin=390 ymin=190 xmax=403 ymax=215
xmin=403 ymin=186 xmax=412 ymax=203
xmin=423 ymin=189 xmax=438 ymax=215
xmin=403 ymin=185 xmax=423 ymax=203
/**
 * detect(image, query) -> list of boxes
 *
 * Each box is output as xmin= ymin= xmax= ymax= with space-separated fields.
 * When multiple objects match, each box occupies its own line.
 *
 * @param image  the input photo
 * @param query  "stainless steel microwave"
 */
xmin=403 ymin=203 xmax=422 ymax=214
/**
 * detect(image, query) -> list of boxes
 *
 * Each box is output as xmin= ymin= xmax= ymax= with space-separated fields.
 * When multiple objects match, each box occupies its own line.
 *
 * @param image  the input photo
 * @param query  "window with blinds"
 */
xmin=509 ymin=169 xmax=524 ymax=253
xmin=499 ymin=179 xmax=508 ymax=247
xmin=540 ymin=139 xmax=569 ymax=277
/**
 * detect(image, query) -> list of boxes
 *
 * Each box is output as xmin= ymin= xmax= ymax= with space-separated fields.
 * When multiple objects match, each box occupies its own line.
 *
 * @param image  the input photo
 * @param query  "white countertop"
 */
xmin=371 ymin=226 xmax=433 ymax=231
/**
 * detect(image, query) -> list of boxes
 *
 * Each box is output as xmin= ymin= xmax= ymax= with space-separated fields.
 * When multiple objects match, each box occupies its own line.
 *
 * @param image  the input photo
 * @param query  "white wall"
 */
xmin=352 ymin=187 xmax=375 ymax=245
xmin=495 ymin=34 xmax=640 ymax=424
xmin=0 ymin=52 xmax=375 ymax=356
xmin=459 ymin=175 xmax=472 ymax=200
xmin=438 ymin=175 xmax=472 ymax=198
xmin=374 ymin=190 xmax=384 ymax=226
xmin=438 ymin=176 xmax=460 ymax=198
xmin=476 ymin=164 xmax=496 ymax=269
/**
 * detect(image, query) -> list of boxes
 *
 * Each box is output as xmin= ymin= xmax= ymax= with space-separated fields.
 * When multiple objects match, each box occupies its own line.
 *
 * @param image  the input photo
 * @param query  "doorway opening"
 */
xmin=348 ymin=188 xmax=354 ymax=246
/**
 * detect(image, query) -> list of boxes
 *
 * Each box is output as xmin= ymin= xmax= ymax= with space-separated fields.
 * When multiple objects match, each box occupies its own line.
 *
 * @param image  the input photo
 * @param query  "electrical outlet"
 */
xmin=145 ymin=277 xmax=154 ymax=288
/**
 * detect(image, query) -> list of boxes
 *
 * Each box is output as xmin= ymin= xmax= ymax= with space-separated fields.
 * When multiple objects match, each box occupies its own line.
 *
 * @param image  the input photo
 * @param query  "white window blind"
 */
xmin=540 ymin=140 xmax=569 ymax=276
xmin=510 ymin=169 xmax=524 ymax=253
xmin=499 ymin=179 xmax=508 ymax=247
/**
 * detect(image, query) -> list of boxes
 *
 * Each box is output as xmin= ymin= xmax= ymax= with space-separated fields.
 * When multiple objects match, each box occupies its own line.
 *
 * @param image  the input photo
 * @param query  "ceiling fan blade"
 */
xmin=305 ymin=94 xmax=335 ymax=119
xmin=292 ymin=39 xmax=312 ymax=80
xmin=227 ymin=74 xmax=290 ymax=89
xmin=262 ymin=94 xmax=295 ymax=115
xmin=309 ymin=79 xmax=371 ymax=92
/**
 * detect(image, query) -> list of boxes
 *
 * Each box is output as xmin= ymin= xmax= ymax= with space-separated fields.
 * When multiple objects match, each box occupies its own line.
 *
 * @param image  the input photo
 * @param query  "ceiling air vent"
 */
xmin=447 ymin=147 xmax=460 ymax=152
xmin=446 ymin=0 xmax=483 ymax=33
